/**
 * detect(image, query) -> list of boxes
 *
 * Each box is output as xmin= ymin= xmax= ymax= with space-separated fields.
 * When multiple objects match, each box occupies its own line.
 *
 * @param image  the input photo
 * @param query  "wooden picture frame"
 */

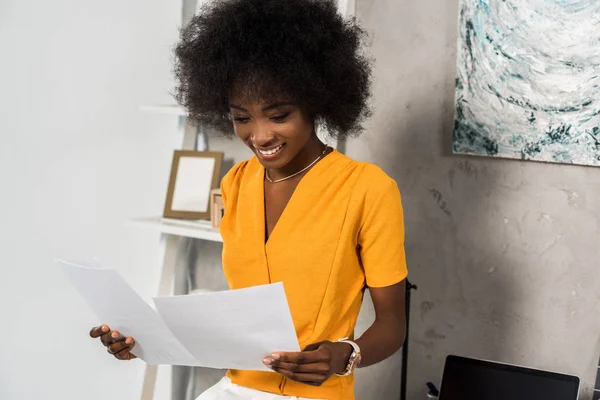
xmin=163 ymin=150 xmax=223 ymax=220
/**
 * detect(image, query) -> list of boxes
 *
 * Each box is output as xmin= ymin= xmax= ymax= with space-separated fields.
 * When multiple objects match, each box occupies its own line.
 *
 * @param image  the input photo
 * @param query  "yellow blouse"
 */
xmin=219 ymin=149 xmax=408 ymax=399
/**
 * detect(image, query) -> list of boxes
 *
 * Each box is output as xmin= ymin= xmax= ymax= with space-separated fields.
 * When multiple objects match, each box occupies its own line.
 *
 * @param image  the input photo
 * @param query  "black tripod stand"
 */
xmin=400 ymin=280 xmax=417 ymax=400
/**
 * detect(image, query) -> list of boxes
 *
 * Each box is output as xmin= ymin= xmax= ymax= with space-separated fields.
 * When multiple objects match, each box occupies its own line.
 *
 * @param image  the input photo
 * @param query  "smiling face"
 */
xmin=229 ymin=95 xmax=321 ymax=172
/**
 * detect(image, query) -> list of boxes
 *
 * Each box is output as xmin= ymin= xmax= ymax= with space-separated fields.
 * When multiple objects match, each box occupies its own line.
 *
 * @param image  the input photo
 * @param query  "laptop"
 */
xmin=438 ymin=355 xmax=580 ymax=400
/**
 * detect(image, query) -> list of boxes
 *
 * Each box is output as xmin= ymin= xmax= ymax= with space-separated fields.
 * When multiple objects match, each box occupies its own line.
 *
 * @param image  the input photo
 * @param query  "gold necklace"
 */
xmin=265 ymin=146 xmax=329 ymax=183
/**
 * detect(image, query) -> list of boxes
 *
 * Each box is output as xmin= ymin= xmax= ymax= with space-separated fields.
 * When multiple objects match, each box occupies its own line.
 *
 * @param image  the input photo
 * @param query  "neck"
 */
xmin=268 ymin=135 xmax=326 ymax=181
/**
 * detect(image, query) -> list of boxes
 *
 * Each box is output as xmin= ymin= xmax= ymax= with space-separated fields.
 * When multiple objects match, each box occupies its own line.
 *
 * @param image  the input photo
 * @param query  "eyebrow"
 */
xmin=229 ymin=102 xmax=296 ymax=112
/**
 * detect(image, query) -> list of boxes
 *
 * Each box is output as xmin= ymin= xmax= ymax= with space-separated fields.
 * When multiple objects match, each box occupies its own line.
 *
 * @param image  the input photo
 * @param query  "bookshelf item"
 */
xmin=210 ymin=189 xmax=224 ymax=229
xmin=163 ymin=150 xmax=224 ymax=220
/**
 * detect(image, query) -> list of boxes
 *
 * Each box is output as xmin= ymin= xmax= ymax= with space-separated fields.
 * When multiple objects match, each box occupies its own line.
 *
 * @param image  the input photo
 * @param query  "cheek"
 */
xmin=233 ymin=124 xmax=250 ymax=142
xmin=279 ymin=120 xmax=314 ymax=141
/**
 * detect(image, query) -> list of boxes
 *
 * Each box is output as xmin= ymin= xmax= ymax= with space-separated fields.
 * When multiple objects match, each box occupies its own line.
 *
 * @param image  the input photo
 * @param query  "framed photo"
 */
xmin=163 ymin=150 xmax=223 ymax=220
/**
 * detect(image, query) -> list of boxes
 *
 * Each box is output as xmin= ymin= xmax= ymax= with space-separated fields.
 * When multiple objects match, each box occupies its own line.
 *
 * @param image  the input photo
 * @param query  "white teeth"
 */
xmin=258 ymin=144 xmax=283 ymax=156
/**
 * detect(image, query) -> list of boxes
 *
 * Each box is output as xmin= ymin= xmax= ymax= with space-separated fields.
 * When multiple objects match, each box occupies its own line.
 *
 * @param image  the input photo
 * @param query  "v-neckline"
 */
xmin=259 ymin=148 xmax=338 ymax=246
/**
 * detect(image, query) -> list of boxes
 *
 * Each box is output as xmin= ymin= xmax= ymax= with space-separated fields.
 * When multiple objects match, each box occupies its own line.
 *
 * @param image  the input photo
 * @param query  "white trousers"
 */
xmin=196 ymin=377 xmax=321 ymax=400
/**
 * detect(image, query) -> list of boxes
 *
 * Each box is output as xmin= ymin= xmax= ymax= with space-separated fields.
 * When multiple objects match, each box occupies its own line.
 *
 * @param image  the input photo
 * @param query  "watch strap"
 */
xmin=334 ymin=337 xmax=361 ymax=376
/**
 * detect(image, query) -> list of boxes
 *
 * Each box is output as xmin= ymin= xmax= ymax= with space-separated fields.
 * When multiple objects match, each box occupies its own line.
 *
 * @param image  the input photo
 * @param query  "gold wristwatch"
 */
xmin=335 ymin=337 xmax=361 ymax=376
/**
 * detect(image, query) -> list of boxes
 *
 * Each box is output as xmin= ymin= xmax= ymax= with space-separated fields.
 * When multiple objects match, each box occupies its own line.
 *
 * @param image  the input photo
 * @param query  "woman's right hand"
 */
xmin=89 ymin=325 xmax=137 ymax=361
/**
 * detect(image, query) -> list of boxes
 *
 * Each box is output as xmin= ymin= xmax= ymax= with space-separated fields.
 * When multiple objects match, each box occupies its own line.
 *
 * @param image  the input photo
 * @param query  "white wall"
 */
xmin=0 ymin=1 xmax=184 ymax=399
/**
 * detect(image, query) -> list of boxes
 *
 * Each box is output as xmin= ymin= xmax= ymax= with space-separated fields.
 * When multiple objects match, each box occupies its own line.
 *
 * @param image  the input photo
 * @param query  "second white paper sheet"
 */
xmin=153 ymin=283 xmax=300 ymax=371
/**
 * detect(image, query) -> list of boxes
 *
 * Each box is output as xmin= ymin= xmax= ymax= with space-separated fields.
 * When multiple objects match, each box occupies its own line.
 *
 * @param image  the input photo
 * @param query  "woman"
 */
xmin=90 ymin=0 xmax=408 ymax=399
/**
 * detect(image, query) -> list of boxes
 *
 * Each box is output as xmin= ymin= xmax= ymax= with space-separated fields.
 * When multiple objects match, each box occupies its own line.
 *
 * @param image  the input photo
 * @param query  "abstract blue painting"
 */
xmin=453 ymin=0 xmax=600 ymax=167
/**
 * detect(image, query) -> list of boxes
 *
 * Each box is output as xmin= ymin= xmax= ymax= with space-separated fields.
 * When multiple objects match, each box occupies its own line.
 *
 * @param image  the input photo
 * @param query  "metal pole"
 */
xmin=401 ymin=280 xmax=417 ymax=400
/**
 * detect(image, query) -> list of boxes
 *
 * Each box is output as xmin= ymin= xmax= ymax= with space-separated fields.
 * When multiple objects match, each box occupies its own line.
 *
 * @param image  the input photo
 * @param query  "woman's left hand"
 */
xmin=263 ymin=341 xmax=353 ymax=386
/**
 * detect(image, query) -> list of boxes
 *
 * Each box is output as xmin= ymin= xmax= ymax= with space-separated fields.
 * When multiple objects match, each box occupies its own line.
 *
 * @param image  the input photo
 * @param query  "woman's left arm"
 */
xmin=351 ymin=280 xmax=406 ymax=367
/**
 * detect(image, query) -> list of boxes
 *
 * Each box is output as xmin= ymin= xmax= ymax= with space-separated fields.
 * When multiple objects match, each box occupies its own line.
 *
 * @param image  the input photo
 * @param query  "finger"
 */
xmin=270 ymin=348 xmax=330 ymax=365
xmin=115 ymin=349 xmax=137 ymax=361
xmin=267 ymin=360 xmax=331 ymax=375
xmin=114 ymin=339 xmax=137 ymax=361
xmin=100 ymin=331 xmax=113 ymax=346
xmin=271 ymin=368 xmax=328 ymax=386
xmin=101 ymin=330 xmax=124 ymax=346
xmin=90 ymin=325 xmax=110 ymax=338
xmin=108 ymin=337 xmax=134 ymax=355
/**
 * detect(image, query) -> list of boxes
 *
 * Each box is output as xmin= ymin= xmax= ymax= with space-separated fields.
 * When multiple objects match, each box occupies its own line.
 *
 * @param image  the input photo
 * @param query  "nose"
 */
xmin=250 ymin=121 xmax=277 ymax=147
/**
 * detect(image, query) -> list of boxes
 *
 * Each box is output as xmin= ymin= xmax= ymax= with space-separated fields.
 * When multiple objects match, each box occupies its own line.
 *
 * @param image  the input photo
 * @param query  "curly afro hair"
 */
xmin=173 ymin=0 xmax=372 ymax=138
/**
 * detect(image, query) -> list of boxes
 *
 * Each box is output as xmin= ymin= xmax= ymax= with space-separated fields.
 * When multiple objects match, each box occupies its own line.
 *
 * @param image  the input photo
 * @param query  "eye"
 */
xmin=232 ymin=116 xmax=250 ymax=124
xmin=270 ymin=113 xmax=290 ymax=123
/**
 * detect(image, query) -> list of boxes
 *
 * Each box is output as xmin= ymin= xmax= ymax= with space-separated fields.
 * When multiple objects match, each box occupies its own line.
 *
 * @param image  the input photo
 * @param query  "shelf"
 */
xmin=139 ymin=104 xmax=188 ymax=116
xmin=130 ymin=216 xmax=223 ymax=242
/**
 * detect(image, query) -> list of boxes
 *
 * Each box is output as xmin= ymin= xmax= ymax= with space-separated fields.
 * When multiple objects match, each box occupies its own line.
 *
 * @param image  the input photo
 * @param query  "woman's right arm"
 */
xmin=89 ymin=325 xmax=137 ymax=361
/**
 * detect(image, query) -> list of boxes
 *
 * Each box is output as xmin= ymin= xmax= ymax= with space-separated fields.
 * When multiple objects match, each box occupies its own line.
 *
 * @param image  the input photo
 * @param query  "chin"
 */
xmin=257 ymin=157 xmax=291 ymax=170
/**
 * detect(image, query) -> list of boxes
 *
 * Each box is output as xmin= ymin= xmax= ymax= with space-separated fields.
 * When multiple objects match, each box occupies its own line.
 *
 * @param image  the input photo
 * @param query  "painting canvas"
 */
xmin=453 ymin=0 xmax=600 ymax=167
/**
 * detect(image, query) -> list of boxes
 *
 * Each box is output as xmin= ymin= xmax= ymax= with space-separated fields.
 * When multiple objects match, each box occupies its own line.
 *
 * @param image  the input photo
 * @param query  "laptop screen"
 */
xmin=439 ymin=355 xmax=580 ymax=400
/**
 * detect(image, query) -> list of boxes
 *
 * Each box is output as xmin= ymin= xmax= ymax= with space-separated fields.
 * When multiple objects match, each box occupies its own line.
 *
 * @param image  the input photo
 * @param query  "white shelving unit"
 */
xmin=133 ymin=104 xmax=220 ymax=400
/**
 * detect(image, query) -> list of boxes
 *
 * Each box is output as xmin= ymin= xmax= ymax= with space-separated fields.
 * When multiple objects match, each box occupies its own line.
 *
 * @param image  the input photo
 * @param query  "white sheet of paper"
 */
xmin=171 ymin=156 xmax=215 ymax=212
xmin=58 ymin=260 xmax=300 ymax=371
xmin=57 ymin=259 xmax=199 ymax=366
xmin=153 ymin=283 xmax=300 ymax=371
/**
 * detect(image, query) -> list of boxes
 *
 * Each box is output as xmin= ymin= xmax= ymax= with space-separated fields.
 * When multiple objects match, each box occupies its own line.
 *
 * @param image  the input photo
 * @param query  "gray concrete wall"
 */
xmin=346 ymin=0 xmax=600 ymax=399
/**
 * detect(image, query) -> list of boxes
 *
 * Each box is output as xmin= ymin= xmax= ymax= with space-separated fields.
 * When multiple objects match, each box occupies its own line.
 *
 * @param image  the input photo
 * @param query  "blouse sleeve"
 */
xmin=220 ymin=161 xmax=245 ymax=212
xmin=220 ymin=170 xmax=230 ymax=209
xmin=358 ymin=178 xmax=408 ymax=288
